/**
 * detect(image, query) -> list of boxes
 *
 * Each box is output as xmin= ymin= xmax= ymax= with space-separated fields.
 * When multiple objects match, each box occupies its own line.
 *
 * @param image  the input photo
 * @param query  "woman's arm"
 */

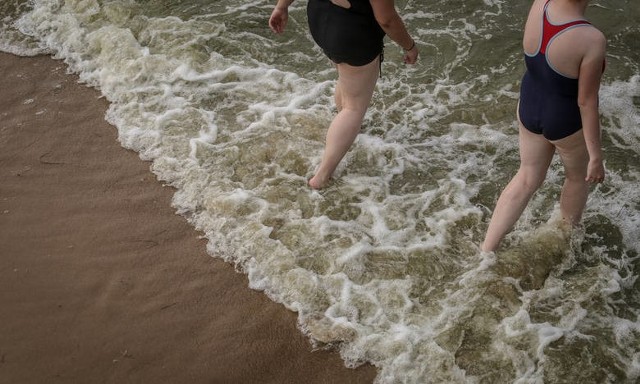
xmin=369 ymin=0 xmax=418 ymax=64
xmin=578 ymin=29 xmax=606 ymax=183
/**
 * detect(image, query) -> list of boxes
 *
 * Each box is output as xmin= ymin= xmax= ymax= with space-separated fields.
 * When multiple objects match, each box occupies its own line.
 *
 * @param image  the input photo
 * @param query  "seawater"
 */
xmin=2 ymin=0 xmax=639 ymax=382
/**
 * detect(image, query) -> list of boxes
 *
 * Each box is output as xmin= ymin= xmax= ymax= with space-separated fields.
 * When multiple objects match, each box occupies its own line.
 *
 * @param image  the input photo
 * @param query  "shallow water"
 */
xmin=2 ymin=0 xmax=639 ymax=382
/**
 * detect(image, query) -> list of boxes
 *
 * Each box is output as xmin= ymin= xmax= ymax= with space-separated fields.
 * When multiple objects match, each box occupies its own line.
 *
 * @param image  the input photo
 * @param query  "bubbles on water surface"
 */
xmin=3 ymin=0 xmax=639 ymax=382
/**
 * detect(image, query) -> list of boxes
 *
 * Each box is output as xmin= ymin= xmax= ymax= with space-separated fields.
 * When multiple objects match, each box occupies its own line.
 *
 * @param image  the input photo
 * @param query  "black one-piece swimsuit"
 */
xmin=306 ymin=0 xmax=385 ymax=66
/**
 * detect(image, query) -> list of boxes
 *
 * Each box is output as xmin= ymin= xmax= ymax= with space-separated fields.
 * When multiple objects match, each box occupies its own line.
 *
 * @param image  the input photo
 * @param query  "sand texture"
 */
xmin=0 ymin=52 xmax=376 ymax=384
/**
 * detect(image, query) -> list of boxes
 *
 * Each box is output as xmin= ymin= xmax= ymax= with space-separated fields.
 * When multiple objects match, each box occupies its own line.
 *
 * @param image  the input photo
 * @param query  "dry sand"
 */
xmin=0 ymin=52 xmax=376 ymax=384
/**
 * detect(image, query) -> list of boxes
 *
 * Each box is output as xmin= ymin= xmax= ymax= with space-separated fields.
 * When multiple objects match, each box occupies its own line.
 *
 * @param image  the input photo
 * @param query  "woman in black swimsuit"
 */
xmin=269 ymin=0 xmax=419 ymax=189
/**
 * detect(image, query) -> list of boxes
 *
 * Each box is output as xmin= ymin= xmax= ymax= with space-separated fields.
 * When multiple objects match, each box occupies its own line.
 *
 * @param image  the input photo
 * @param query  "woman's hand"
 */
xmin=269 ymin=7 xmax=289 ymax=34
xmin=403 ymin=44 xmax=418 ymax=64
xmin=586 ymin=158 xmax=605 ymax=184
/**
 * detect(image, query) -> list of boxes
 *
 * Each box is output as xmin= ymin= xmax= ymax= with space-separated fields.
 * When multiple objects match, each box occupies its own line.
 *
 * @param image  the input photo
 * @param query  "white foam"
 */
xmin=6 ymin=0 xmax=639 ymax=382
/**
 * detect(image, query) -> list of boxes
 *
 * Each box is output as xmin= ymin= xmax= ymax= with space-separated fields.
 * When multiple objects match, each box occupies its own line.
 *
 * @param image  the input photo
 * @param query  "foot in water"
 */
xmin=308 ymin=174 xmax=331 ymax=190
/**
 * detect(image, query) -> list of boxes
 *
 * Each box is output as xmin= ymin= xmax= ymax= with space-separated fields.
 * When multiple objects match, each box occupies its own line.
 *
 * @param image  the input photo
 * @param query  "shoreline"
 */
xmin=0 ymin=52 xmax=377 ymax=383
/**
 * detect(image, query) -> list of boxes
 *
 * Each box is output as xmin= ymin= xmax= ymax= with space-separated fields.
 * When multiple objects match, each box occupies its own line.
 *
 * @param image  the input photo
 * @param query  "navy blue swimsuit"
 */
xmin=306 ymin=0 xmax=385 ymax=66
xmin=518 ymin=0 xmax=595 ymax=141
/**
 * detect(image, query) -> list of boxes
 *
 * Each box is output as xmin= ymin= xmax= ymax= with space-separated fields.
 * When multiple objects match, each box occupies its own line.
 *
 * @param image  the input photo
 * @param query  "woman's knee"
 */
xmin=516 ymin=168 xmax=547 ymax=192
xmin=339 ymin=99 xmax=369 ymax=117
xmin=558 ymin=150 xmax=588 ymax=182
xmin=336 ymin=84 xmax=372 ymax=114
xmin=563 ymin=171 xmax=588 ymax=188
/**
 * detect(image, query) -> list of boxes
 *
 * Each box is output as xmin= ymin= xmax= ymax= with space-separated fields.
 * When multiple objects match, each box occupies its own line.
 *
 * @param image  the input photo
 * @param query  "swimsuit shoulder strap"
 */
xmin=540 ymin=0 xmax=591 ymax=54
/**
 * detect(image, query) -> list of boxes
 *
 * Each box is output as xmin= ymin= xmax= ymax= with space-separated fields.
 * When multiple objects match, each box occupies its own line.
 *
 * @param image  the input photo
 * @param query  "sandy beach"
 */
xmin=0 ymin=52 xmax=376 ymax=383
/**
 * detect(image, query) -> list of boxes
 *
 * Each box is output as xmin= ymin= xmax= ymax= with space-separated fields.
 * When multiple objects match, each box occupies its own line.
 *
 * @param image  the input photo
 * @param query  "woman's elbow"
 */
xmin=577 ymin=96 xmax=598 ymax=111
xmin=375 ymin=14 xmax=397 ymax=30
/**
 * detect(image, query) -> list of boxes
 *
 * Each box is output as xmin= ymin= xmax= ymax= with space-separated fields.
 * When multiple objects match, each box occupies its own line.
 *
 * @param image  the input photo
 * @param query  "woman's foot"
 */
xmin=308 ymin=174 xmax=331 ymax=190
xmin=479 ymin=242 xmax=492 ymax=253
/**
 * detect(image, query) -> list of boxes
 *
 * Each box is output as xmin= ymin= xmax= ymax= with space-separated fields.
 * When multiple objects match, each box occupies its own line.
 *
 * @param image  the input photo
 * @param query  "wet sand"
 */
xmin=0 ymin=52 xmax=376 ymax=384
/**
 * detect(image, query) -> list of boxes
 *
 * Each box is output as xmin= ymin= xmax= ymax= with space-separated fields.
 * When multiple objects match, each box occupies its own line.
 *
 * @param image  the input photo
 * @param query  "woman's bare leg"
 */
xmin=334 ymin=71 xmax=343 ymax=112
xmin=552 ymin=129 xmax=590 ymax=225
xmin=308 ymin=57 xmax=380 ymax=189
xmin=481 ymin=125 xmax=555 ymax=252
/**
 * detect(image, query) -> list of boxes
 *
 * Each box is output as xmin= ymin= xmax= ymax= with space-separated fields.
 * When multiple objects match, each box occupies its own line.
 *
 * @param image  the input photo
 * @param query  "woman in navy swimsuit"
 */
xmin=482 ymin=0 xmax=606 ymax=252
xmin=269 ymin=0 xmax=419 ymax=189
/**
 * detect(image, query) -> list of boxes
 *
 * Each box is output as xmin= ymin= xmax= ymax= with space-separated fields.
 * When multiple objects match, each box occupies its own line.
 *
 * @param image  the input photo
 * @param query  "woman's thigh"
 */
xmin=335 ymin=57 xmax=380 ymax=113
xmin=551 ymin=129 xmax=589 ymax=179
xmin=517 ymin=122 xmax=555 ymax=185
